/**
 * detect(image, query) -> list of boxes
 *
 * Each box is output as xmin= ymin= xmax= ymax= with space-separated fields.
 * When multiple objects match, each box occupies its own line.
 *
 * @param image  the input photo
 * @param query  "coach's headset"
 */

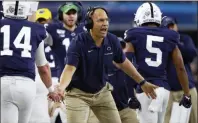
xmin=57 ymin=2 xmax=83 ymax=23
xmin=85 ymin=6 xmax=109 ymax=30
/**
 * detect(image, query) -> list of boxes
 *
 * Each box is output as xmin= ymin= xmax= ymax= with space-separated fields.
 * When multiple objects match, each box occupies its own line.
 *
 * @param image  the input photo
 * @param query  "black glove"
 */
xmin=128 ymin=97 xmax=141 ymax=110
xmin=179 ymin=94 xmax=192 ymax=108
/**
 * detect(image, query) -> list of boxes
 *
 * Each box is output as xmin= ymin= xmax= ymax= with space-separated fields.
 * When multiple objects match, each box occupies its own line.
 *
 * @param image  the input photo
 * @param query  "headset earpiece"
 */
xmin=57 ymin=3 xmax=66 ymax=21
xmin=85 ymin=6 xmax=108 ymax=30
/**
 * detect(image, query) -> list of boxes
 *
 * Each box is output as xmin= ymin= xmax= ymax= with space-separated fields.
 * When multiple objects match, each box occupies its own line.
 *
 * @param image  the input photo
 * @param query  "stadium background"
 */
xmin=0 ymin=1 xmax=197 ymax=87
xmin=40 ymin=1 xmax=198 ymax=89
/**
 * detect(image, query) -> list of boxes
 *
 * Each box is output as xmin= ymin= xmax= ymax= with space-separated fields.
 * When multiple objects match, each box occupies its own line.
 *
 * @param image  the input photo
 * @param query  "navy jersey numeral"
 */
xmin=0 ymin=25 xmax=32 ymax=58
xmin=145 ymin=35 xmax=164 ymax=67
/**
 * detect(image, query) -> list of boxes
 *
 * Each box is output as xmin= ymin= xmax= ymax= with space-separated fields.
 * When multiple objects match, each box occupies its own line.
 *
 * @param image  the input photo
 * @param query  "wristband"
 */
xmin=184 ymin=95 xmax=191 ymax=100
xmin=139 ymin=80 xmax=146 ymax=86
xmin=48 ymin=85 xmax=54 ymax=93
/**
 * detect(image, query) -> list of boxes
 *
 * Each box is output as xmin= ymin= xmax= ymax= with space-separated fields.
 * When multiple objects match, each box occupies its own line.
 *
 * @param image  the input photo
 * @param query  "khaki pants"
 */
xmin=88 ymin=107 xmax=139 ymax=123
xmin=64 ymin=83 xmax=122 ymax=123
xmin=164 ymin=87 xmax=197 ymax=123
xmin=87 ymin=110 xmax=100 ymax=123
xmin=119 ymin=107 xmax=139 ymax=123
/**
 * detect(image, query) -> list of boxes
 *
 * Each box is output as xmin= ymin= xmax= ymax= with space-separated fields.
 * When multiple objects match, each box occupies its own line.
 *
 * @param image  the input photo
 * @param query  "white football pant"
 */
xmin=1 ymin=76 xmax=36 ymax=123
xmin=136 ymin=89 xmax=170 ymax=123
xmin=29 ymin=71 xmax=50 ymax=123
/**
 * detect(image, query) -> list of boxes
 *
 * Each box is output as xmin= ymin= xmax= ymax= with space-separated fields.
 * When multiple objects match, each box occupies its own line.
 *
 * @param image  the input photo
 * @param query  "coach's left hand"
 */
xmin=54 ymin=85 xmax=65 ymax=101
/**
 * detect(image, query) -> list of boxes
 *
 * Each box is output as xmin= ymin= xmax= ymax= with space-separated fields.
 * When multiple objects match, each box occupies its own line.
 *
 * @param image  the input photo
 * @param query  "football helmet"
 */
xmin=134 ymin=2 xmax=162 ymax=26
xmin=2 ymin=1 xmax=31 ymax=19
xmin=28 ymin=2 xmax=39 ymax=15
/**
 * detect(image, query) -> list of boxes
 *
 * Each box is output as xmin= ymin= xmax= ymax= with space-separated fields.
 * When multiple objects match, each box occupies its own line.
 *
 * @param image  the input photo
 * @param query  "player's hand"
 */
xmin=141 ymin=82 xmax=158 ymax=99
xmin=54 ymin=85 xmax=65 ymax=100
xmin=128 ymin=97 xmax=141 ymax=110
xmin=179 ymin=94 xmax=192 ymax=108
xmin=48 ymin=92 xmax=62 ymax=102
xmin=48 ymin=101 xmax=66 ymax=117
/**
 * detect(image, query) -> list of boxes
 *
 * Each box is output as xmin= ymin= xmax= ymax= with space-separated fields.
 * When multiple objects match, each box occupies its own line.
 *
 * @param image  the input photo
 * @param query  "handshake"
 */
xmin=47 ymin=84 xmax=65 ymax=102
xmin=46 ymin=84 xmax=67 ymax=117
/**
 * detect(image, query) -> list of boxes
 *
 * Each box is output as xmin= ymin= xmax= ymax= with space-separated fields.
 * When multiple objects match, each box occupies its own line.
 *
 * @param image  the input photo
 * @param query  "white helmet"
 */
xmin=134 ymin=2 xmax=162 ymax=26
xmin=28 ymin=1 xmax=39 ymax=15
xmin=2 ymin=1 xmax=31 ymax=19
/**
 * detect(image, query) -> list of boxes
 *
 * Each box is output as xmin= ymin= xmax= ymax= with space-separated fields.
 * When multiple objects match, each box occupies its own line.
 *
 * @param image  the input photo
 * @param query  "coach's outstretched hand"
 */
xmin=54 ymin=85 xmax=65 ymax=100
xmin=141 ymin=82 xmax=158 ymax=99
xmin=48 ymin=92 xmax=62 ymax=102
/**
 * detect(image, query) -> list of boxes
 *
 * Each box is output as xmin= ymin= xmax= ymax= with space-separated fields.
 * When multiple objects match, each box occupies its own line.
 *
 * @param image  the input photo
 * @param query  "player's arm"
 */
xmin=172 ymin=46 xmax=190 ymax=96
xmin=35 ymin=41 xmax=61 ymax=102
xmin=125 ymin=42 xmax=135 ymax=53
xmin=27 ymin=2 xmax=39 ymax=22
xmin=35 ymin=41 xmax=53 ymax=89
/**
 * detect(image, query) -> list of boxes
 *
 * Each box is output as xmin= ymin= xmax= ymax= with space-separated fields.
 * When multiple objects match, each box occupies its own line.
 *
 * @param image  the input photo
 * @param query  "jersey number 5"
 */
xmin=0 ymin=25 xmax=32 ymax=58
xmin=145 ymin=35 xmax=164 ymax=67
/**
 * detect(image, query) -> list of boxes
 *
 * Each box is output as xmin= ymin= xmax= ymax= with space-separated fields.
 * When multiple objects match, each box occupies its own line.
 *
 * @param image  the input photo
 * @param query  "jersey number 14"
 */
xmin=0 ymin=25 xmax=32 ymax=58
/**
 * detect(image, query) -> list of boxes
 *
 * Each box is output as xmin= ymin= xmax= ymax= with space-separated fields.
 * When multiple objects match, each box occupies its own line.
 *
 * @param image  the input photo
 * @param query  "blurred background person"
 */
xmin=35 ymin=8 xmax=52 ymax=24
xmin=161 ymin=16 xmax=198 ymax=123
xmin=190 ymin=54 xmax=198 ymax=86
